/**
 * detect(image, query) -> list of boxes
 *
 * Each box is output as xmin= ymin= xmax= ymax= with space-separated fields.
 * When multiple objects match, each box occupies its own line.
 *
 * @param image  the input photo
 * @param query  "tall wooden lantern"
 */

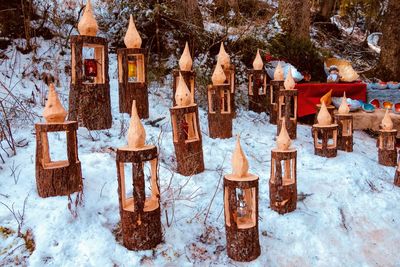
xmin=248 ymin=49 xmax=268 ymax=113
xmin=269 ymin=62 xmax=284 ymax=124
xmin=172 ymin=42 xmax=195 ymax=106
xmin=208 ymin=61 xmax=233 ymax=139
xmin=312 ymin=102 xmax=338 ymax=158
xmin=377 ymin=109 xmax=397 ymax=166
xmin=35 ymin=84 xmax=82 ymax=198
xmin=334 ymin=93 xmax=353 ymax=152
xmin=277 ymin=69 xmax=297 ymax=139
xmin=224 ymin=136 xmax=260 ymax=262
xmin=69 ymin=0 xmax=112 ymax=130
xmin=217 ymin=43 xmax=236 ymax=116
xmin=116 ymin=101 xmax=162 ymax=250
xmin=170 ymin=74 xmax=204 ymax=176
xmin=270 ymin=119 xmax=297 ymax=214
xmin=117 ymin=15 xmax=149 ymax=118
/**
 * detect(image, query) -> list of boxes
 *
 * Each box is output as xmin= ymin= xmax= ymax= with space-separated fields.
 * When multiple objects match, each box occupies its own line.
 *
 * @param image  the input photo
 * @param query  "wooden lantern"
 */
xmin=277 ymin=69 xmax=297 ymax=139
xmin=334 ymin=93 xmax=353 ymax=152
xmin=36 ymin=84 xmax=82 ymax=198
xmin=69 ymin=0 xmax=112 ymax=130
xmin=312 ymin=102 xmax=338 ymax=158
xmin=172 ymin=42 xmax=195 ymax=106
xmin=378 ymin=110 xmax=397 ymax=166
xmin=208 ymin=61 xmax=233 ymax=139
xmin=170 ymin=74 xmax=204 ymax=176
xmin=270 ymin=119 xmax=297 ymax=214
xmin=269 ymin=62 xmax=284 ymax=124
xmin=248 ymin=49 xmax=268 ymax=113
xmin=116 ymin=101 xmax=162 ymax=250
xmin=117 ymin=15 xmax=148 ymax=118
xmin=224 ymin=136 xmax=260 ymax=262
xmin=394 ymin=160 xmax=400 ymax=187
xmin=217 ymin=43 xmax=236 ymax=117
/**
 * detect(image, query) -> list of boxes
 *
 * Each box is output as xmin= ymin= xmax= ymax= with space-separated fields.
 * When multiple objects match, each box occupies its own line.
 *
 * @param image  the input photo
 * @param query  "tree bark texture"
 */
xmin=269 ymin=81 xmax=283 ymax=125
xmin=278 ymin=0 xmax=311 ymax=40
xmin=277 ymin=89 xmax=297 ymax=139
xmin=378 ymin=130 xmax=397 ymax=167
xmin=312 ymin=125 xmax=338 ymax=158
xmin=334 ymin=114 xmax=353 ymax=152
xmin=248 ymin=70 xmax=268 ymax=114
xmin=208 ymin=85 xmax=233 ymax=139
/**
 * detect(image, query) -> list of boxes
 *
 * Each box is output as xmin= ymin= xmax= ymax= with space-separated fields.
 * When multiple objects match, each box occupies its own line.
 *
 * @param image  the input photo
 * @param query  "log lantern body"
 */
xmin=116 ymin=101 xmax=162 ymax=250
xmin=277 ymin=70 xmax=297 ymax=139
xmin=312 ymin=102 xmax=338 ymax=158
xmin=394 ymin=161 xmax=400 ymax=187
xmin=208 ymin=61 xmax=233 ymax=139
xmin=248 ymin=49 xmax=268 ymax=113
xmin=224 ymin=136 xmax=260 ymax=262
xmin=270 ymin=119 xmax=297 ymax=214
xmin=170 ymin=74 xmax=204 ymax=176
xmin=334 ymin=93 xmax=353 ymax=152
xmin=217 ymin=43 xmax=236 ymax=117
xmin=117 ymin=15 xmax=148 ymax=118
xmin=36 ymin=84 xmax=82 ymax=198
xmin=378 ymin=110 xmax=397 ymax=166
xmin=172 ymin=42 xmax=195 ymax=106
xmin=269 ymin=62 xmax=284 ymax=124
xmin=69 ymin=0 xmax=112 ymax=130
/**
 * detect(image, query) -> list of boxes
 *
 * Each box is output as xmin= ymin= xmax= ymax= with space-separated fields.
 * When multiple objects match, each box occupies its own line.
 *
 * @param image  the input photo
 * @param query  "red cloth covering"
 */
xmin=295 ymin=82 xmax=367 ymax=117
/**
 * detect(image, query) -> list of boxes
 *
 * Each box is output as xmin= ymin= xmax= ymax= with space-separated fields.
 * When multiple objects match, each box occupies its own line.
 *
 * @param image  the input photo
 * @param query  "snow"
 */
xmin=1 ymin=40 xmax=400 ymax=266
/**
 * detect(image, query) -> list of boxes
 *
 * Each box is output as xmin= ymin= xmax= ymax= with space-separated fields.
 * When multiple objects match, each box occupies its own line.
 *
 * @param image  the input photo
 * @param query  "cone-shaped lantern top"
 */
xmin=179 ymin=42 xmax=193 ymax=71
xmin=284 ymin=67 xmax=295 ymax=90
xmin=381 ymin=109 xmax=393 ymax=130
xmin=175 ymin=73 xmax=192 ymax=107
xmin=43 ymin=84 xmax=67 ymax=123
xmin=338 ymin=92 xmax=350 ymax=114
xmin=320 ymin=89 xmax=332 ymax=106
xmin=231 ymin=135 xmax=249 ymax=178
xmin=127 ymin=100 xmax=146 ymax=149
xmin=317 ymin=101 xmax=332 ymax=126
xmin=212 ymin=61 xmax=226 ymax=85
xmin=276 ymin=118 xmax=292 ymax=150
xmin=274 ymin=61 xmax=284 ymax=81
xmin=77 ymin=0 xmax=98 ymax=36
xmin=124 ymin=15 xmax=142 ymax=49
xmin=217 ymin=42 xmax=230 ymax=69
xmin=252 ymin=49 xmax=263 ymax=70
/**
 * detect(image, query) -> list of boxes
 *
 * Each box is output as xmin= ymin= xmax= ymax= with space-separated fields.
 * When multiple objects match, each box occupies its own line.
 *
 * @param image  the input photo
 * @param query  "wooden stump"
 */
xmin=269 ymin=80 xmax=284 ymax=125
xmin=270 ymin=149 xmax=297 ymax=214
xmin=248 ymin=70 xmax=268 ymax=113
xmin=208 ymin=85 xmax=233 ymax=139
xmin=312 ymin=124 xmax=338 ymax=158
xmin=117 ymin=48 xmax=149 ymax=118
xmin=35 ymin=122 xmax=82 ymax=198
xmin=277 ymin=89 xmax=297 ymax=139
xmin=170 ymin=104 xmax=205 ymax=176
xmin=69 ymin=35 xmax=112 ymax=130
xmin=334 ymin=114 xmax=353 ymax=152
xmin=116 ymin=146 xmax=162 ymax=250
xmin=378 ymin=129 xmax=397 ymax=166
xmin=394 ymin=167 xmax=400 ymax=187
xmin=172 ymin=70 xmax=195 ymax=107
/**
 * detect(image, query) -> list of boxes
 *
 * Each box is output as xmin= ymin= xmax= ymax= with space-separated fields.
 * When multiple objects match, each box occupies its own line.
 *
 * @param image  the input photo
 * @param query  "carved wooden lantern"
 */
xmin=277 ymin=69 xmax=297 ymax=139
xmin=315 ymin=89 xmax=335 ymax=123
xmin=217 ymin=43 xmax=236 ymax=116
xmin=248 ymin=49 xmax=268 ymax=113
xmin=208 ymin=61 xmax=233 ymax=139
xmin=117 ymin=15 xmax=148 ymax=118
xmin=394 ymin=160 xmax=400 ymax=187
xmin=377 ymin=109 xmax=397 ymax=166
xmin=116 ymin=100 xmax=162 ymax=250
xmin=35 ymin=84 xmax=82 ymax=198
xmin=270 ymin=118 xmax=297 ymax=214
xmin=172 ymin=42 xmax=195 ymax=106
xmin=69 ymin=0 xmax=112 ymax=130
xmin=269 ymin=62 xmax=284 ymax=124
xmin=170 ymin=74 xmax=204 ymax=176
xmin=224 ymin=136 xmax=260 ymax=262
xmin=334 ymin=93 xmax=353 ymax=152
xmin=312 ymin=102 xmax=338 ymax=158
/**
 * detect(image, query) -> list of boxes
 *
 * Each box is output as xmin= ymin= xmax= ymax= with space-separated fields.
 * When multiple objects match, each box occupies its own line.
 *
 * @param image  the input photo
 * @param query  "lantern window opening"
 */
xmin=224 ymin=186 xmax=256 ymax=229
xmin=118 ymin=53 xmax=123 ymax=83
xmin=257 ymin=75 xmax=266 ymax=95
xmin=41 ymin=131 xmax=69 ymax=169
xmin=208 ymin=89 xmax=216 ymax=114
xmin=270 ymin=86 xmax=276 ymax=105
xmin=290 ymin=96 xmax=297 ymax=119
xmin=221 ymin=89 xmax=231 ymax=114
xmin=381 ymin=135 xmax=395 ymax=150
xmin=248 ymin=74 xmax=253 ymax=96
xmin=127 ymin=54 xmax=145 ymax=83
xmin=342 ymin=120 xmax=352 ymax=137
xmin=71 ymin=43 xmax=76 ymax=84
xmin=82 ymin=44 xmax=105 ymax=85
xmin=230 ymin=72 xmax=235 ymax=93
xmin=281 ymin=159 xmax=295 ymax=186
xmin=189 ymin=77 xmax=195 ymax=103
xmin=184 ymin=112 xmax=199 ymax=143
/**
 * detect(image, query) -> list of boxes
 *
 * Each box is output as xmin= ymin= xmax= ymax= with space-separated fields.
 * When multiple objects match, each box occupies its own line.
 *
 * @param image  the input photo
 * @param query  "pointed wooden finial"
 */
xmin=43 ymin=84 xmax=67 ymax=123
xmin=284 ymin=67 xmax=295 ymax=90
xmin=382 ymin=109 xmax=393 ymax=130
xmin=77 ymin=0 xmax=98 ymax=36
xmin=277 ymin=118 xmax=292 ymax=150
xmin=274 ymin=61 xmax=284 ymax=81
xmin=317 ymin=101 xmax=332 ymax=126
xmin=127 ymin=100 xmax=146 ymax=149
xmin=179 ymin=42 xmax=193 ymax=71
xmin=175 ymin=73 xmax=192 ymax=107
xmin=338 ymin=92 xmax=350 ymax=114
xmin=217 ymin=42 xmax=230 ymax=69
xmin=124 ymin=15 xmax=142 ymax=49
xmin=232 ymin=135 xmax=249 ymax=178
xmin=320 ymin=89 xmax=332 ymax=106
xmin=212 ymin=61 xmax=227 ymax=85
xmin=252 ymin=49 xmax=263 ymax=70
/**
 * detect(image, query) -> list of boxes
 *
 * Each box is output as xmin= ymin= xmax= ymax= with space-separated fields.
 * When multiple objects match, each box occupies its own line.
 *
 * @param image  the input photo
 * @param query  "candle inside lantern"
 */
xmin=84 ymin=59 xmax=97 ymax=78
xmin=128 ymin=57 xmax=138 ymax=82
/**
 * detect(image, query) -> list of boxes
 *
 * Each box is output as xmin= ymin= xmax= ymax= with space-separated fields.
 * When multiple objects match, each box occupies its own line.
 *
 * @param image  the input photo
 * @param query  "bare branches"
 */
xmin=0 ymin=194 xmax=29 ymax=237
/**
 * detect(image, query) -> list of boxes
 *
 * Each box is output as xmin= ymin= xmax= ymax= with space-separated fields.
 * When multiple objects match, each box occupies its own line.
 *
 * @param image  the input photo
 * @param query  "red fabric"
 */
xmin=295 ymin=83 xmax=367 ymax=117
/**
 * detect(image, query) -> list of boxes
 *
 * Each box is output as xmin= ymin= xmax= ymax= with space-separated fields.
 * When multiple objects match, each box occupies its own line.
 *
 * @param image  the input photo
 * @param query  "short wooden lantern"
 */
xmin=277 ymin=69 xmax=297 ymax=139
xmin=312 ymin=102 xmax=338 ymax=158
xmin=394 ymin=160 xmax=400 ymax=187
xmin=378 ymin=110 xmax=397 ymax=166
xmin=117 ymin=15 xmax=149 ymax=118
xmin=217 ymin=43 xmax=236 ymax=117
xmin=224 ymin=136 xmax=260 ymax=262
xmin=172 ymin=42 xmax=195 ymax=106
xmin=270 ymin=119 xmax=297 ymax=214
xmin=69 ymin=0 xmax=112 ymax=130
xmin=269 ymin=62 xmax=285 ymax=124
xmin=334 ymin=93 xmax=353 ymax=152
xmin=170 ymin=74 xmax=204 ymax=176
xmin=36 ymin=84 xmax=82 ymax=198
xmin=248 ymin=49 xmax=268 ymax=113
xmin=116 ymin=101 xmax=162 ymax=250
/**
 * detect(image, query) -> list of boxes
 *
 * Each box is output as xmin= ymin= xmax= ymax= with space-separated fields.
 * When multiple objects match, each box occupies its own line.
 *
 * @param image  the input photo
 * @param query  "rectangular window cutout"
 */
xmin=221 ymin=89 xmax=231 ymax=114
xmin=82 ymin=44 xmax=105 ymax=85
xmin=236 ymin=188 xmax=256 ymax=229
xmin=127 ymin=54 xmax=145 ymax=83
xmin=208 ymin=89 xmax=216 ymax=114
xmin=41 ymin=131 xmax=69 ymax=169
xmin=184 ymin=112 xmax=199 ymax=143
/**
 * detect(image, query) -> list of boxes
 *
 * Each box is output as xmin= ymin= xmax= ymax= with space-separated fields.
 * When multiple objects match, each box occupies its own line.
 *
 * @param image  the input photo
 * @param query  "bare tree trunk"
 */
xmin=21 ymin=0 xmax=32 ymax=51
xmin=174 ymin=0 xmax=204 ymax=29
xmin=278 ymin=0 xmax=310 ymax=40
xmin=319 ymin=0 xmax=337 ymax=21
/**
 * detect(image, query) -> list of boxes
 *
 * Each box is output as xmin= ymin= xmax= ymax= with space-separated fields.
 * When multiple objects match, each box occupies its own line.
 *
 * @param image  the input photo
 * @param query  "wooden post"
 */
xmin=172 ymin=70 xmax=195 ymax=107
xmin=269 ymin=80 xmax=284 ymax=124
xmin=277 ymin=89 xmax=297 ymax=139
xmin=312 ymin=124 xmax=338 ymax=158
xmin=334 ymin=114 xmax=353 ymax=152
xmin=208 ymin=84 xmax=233 ymax=139
xmin=377 ymin=129 xmax=397 ymax=166
xmin=394 ymin=158 xmax=400 ymax=187
xmin=35 ymin=121 xmax=82 ymax=197
xmin=248 ymin=69 xmax=268 ymax=113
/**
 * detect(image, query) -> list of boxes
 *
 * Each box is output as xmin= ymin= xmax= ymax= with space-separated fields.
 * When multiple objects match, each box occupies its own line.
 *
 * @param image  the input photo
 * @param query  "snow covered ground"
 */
xmin=1 ymin=42 xmax=400 ymax=266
